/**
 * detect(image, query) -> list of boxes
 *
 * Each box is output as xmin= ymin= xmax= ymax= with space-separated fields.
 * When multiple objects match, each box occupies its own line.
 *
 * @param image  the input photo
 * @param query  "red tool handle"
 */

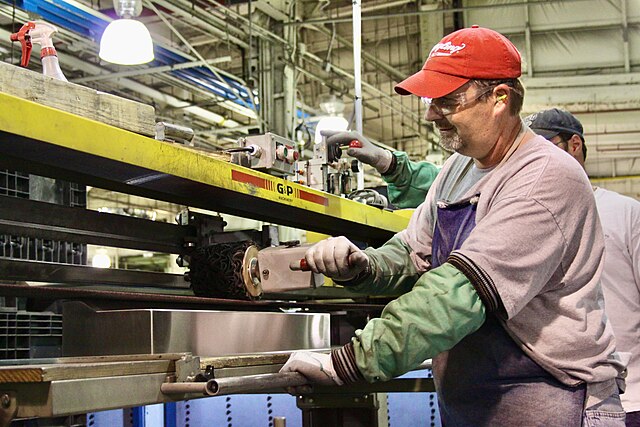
xmin=289 ymin=258 xmax=310 ymax=271
xmin=289 ymin=255 xmax=357 ymax=272
xmin=349 ymin=140 xmax=363 ymax=148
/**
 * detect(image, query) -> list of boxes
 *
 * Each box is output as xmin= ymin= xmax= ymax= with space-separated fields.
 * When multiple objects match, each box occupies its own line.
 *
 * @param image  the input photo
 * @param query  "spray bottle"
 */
xmin=10 ymin=21 xmax=67 ymax=82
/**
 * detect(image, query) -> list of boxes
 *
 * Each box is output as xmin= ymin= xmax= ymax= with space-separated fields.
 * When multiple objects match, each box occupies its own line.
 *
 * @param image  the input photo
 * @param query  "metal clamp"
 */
xmin=155 ymin=122 xmax=195 ymax=145
xmin=175 ymin=354 xmax=201 ymax=382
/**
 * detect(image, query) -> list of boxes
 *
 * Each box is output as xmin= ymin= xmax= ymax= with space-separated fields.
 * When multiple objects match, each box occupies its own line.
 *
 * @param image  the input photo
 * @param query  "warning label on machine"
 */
xmin=232 ymin=170 xmax=328 ymax=206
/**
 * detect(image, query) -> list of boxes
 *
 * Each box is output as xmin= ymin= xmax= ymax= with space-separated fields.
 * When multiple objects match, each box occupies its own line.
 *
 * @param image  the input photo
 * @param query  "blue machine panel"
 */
xmin=172 ymin=394 xmax=301 ymax=427
xmin=87 ymin=409 xmax=124 ymax=426
xmin=387 ymin=369 xmax=441 ymax=427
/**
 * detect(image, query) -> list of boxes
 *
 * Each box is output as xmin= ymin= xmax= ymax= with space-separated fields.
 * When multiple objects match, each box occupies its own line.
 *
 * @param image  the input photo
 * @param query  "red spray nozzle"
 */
xmin=10 ymin=22 xmax=36 ymax=67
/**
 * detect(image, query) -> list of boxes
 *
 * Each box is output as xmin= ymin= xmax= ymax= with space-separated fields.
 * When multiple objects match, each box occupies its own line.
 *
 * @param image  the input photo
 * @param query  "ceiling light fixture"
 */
xmin=314 ymin=94 xmax=349 ymax=144
xmin=99 ymin=0 xmax=154 ymax=65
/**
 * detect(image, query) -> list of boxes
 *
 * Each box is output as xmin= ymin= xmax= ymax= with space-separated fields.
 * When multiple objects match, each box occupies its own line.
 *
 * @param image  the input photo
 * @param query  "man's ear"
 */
xmin=494 ymin=85 xmax=509 ymax=103
xmin=567 ymin=134 xmax=583 ymax=157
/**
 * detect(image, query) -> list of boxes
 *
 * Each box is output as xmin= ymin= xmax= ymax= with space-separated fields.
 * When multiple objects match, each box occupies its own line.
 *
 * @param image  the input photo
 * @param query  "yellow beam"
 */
xmin=590 ymin=175 xmax=640 ymax=183
xmin=0 ymin=92 xmax=409 ymax=243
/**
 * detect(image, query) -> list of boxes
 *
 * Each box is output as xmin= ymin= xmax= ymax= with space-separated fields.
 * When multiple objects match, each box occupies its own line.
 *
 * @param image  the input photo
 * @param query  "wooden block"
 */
xmin=0 ymin=61 xmax=156 ymax=137
xmin=0 ymin=357 xmax=179 ymax=383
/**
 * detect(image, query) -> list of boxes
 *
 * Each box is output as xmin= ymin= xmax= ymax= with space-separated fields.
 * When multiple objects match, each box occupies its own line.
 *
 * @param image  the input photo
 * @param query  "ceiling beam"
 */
xmin=281 ymin=0 xmax=594 ymax=26
xmin=70 ymin=57 xmax=232 ymax=83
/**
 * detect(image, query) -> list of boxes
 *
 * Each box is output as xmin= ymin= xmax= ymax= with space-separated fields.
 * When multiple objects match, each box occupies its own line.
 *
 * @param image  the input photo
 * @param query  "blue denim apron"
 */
xmin=430 ymin=195 xmax=586 ymax=426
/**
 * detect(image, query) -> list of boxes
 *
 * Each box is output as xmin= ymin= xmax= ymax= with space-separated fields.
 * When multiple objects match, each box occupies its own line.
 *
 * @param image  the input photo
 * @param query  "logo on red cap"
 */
xmin=429 ymin=41 xmax=466 ymax=58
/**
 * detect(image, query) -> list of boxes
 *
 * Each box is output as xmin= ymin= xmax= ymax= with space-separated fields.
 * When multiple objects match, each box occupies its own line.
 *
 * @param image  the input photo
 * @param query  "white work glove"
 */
xmin=304 ymin=236 xmax=369 ymax=281
xmin=321 ymin=130 xmax=393 ymax=174
xmin=280 ymin=351 xmax=344 ymax=394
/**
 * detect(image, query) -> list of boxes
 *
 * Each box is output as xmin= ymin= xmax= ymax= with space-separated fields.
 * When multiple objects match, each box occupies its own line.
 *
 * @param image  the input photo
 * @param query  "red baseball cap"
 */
xmin=394 ymin=26 xmax=521 ymax=99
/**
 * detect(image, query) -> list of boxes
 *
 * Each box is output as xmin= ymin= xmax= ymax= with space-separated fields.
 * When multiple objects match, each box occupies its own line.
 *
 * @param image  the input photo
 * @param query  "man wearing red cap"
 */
xmin=281 ymin=27 xmax=626 ymax=424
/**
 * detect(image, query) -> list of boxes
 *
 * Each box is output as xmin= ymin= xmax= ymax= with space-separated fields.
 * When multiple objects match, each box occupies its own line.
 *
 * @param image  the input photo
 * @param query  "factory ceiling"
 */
xmin=0 ymin=0 xmax=639 ymax=199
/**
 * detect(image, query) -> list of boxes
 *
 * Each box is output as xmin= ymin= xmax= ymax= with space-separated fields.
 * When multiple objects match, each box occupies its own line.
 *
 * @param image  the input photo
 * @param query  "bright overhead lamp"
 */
xmin=314 ymin=116 xmax=349 ymax=144
xmin=99 ymin=0 xmax=154 ymax=65
xmin=314 ymin=93 xmax=349 ymax=143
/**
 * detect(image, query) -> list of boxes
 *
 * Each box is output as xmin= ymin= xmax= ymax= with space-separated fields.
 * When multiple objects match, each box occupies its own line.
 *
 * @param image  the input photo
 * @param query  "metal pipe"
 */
xmin=353 ymin=0 xmax=363 ymax=136
xmin=161 ymin=373 xmax=438 ymax=396
xmin=161 ymin=372 xmax=309 ymax=396
xmin=312 ymin=25 xmax=406 ymax=82
xmin=313 ymin=0 xmax=414 ymax=19
xmin=0 ymin=283 xmax=386 ymax=312
xmin=71 ymin=58 xmax=232 ymax=84
xmin=205 ymin=372 xmax=308 ymax=396
xmin=161 ymin=359 xmax=434 ymax=397
xmin=150 ymin=0 xmax=250 ymax=49
xmin=524 ymin=0 xmax=534 ymax=78
xmin=621 ymin=0 xmax=630 ymax=73
xmin=353 ymin=0 xmax=364 ymax=191
xmin=161 ymin=381 xmax=212 ymax=395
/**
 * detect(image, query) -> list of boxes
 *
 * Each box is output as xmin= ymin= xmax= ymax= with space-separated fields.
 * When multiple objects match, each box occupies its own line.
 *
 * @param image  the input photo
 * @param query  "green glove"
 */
xmin=352 ymin=262 xmax=487 ymax=382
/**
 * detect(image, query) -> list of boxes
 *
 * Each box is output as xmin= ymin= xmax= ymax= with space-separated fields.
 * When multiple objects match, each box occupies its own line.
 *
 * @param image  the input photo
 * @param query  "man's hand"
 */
xmin=304 ymin=236 xmax=369 ymax=281
xmin=280 ymin=351 xmax=343 ymax=394
xmin=321 ymin=130 xmax=393 ymax=174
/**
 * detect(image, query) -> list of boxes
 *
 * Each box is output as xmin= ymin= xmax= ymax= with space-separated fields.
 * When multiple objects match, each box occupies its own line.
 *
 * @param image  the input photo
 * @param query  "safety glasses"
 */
xmin=421 ymin=85 xmax=498 ymax=116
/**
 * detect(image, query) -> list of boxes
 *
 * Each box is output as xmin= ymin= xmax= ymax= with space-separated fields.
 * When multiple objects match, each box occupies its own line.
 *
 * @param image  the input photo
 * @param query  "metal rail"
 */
xmin=0 ymin=258 xmax=188 ymax=289
xmin=0 ymin=283 xmax=387 ymax=312
xmin=160 ymin=372 xmax=437 ymax=397
xmin=0 ymin=195 xmax=187 ymax=254
xmin=0 ymin=92 xmax=410 ymax=246
xmin=161 ymin=372 xmax=308 ymax=396
xmin=0 ymin=354 xmax=434 ymax=421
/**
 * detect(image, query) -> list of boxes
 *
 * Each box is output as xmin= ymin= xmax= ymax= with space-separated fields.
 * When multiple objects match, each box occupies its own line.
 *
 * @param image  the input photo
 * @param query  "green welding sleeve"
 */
xmin=383 ymin=152 xmax=440 ymax=209
xmin=337 ymin=234 xmax=422 ymax=296
xmin=331 ymin=262 xmax=486 ymax=383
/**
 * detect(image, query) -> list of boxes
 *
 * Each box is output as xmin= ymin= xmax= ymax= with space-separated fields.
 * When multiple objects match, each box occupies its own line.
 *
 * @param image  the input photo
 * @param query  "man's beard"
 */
xmin=438 ymin=130 xmax=464 ymax=152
